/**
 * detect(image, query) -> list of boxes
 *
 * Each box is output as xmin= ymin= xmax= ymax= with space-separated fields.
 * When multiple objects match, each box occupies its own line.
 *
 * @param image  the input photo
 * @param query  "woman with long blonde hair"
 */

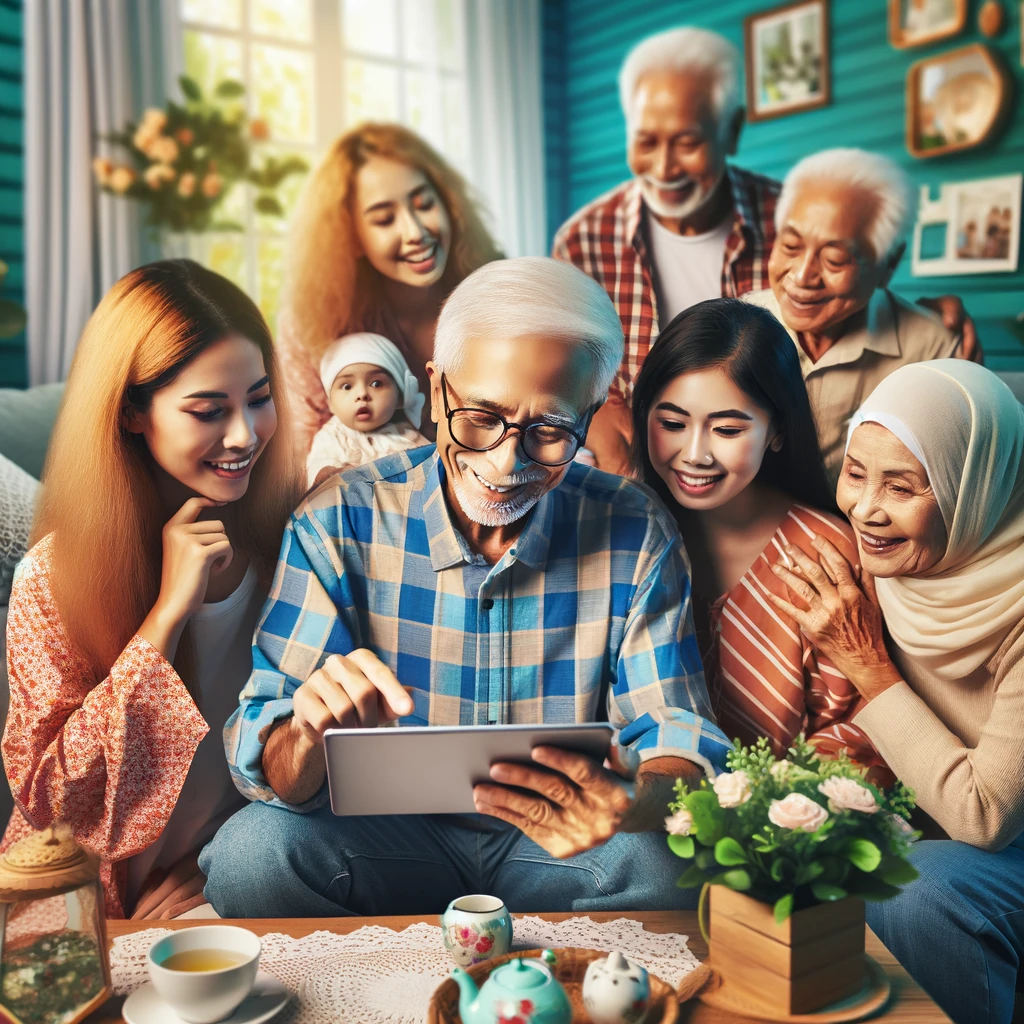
xmin=2 ymin=259 xmax=299 ymax=919
xmin=280 ymin=122 xmax=502 ymax=451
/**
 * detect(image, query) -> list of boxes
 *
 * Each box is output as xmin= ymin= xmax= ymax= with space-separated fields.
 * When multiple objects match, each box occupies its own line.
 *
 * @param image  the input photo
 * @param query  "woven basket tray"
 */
xmin=427 ymin=947 xmax=712 ymax=1024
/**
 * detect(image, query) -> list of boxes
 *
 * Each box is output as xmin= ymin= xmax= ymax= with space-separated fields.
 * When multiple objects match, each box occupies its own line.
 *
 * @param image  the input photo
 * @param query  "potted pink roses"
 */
xmin=666 ymin=736 xmax=918 ymax=1015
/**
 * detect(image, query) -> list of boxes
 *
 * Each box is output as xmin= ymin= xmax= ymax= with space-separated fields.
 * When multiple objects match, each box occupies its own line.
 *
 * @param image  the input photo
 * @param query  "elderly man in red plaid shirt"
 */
xmin=553 ymin=27 xmax=980 ymax=474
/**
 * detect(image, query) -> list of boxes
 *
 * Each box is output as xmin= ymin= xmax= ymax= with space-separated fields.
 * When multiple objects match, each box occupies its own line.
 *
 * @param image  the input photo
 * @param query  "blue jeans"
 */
xmin=865 ymin=838 xmax=1024 ymax=1024
xmin=199 ymin=803 xmax=700 ymax=917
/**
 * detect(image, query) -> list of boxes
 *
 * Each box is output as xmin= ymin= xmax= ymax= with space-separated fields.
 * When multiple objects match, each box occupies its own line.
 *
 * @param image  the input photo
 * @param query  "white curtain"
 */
xmin=463 ymin=0 xmax=546 ymax=259
xmin=24 ymin=1 xmax=182 ymax=385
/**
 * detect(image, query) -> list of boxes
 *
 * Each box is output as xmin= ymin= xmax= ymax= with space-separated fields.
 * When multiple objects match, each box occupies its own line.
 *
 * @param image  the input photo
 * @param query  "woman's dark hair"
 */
xmin=630 ymin=297 xmax=834 ymax=513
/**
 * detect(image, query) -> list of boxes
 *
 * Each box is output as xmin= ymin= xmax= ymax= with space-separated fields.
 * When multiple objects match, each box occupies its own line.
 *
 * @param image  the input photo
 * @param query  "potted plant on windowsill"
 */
xmin=91 ymin=75 xmax=307 ymax=244
xmin=666 ymin=736 xmax=918 ymax=1017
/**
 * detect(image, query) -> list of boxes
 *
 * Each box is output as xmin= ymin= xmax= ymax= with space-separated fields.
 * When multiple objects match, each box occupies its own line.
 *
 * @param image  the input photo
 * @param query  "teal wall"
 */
xmin=0 ymin=0 xmax=22 ymax=388
xmin=542 ymin=0 xmax=1024 ymax=369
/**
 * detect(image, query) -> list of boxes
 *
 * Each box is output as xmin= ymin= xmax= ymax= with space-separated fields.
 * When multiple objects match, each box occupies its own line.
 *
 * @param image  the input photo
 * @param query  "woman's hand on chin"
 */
xmin=766 ymin=534 xmax=902 ymax=700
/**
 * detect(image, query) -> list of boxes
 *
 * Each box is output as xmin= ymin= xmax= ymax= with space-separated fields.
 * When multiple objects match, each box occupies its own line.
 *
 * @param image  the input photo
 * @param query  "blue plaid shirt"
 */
xmin=226 ymin=447 xmax=731 ymax=809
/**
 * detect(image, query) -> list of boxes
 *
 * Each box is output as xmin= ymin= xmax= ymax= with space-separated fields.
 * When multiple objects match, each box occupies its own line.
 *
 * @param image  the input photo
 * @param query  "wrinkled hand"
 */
xmin=765 ymin=536 xmax=901 ymax=699
xmin=292 ymin=649 xmax=414 ymax=745
xmin=917 ymin=295 xmax=983 ymax=363
xmin=131 ymin=853 xmax=207 ymax=920
xmin=473 ymin=746 xmax=634 ymax=858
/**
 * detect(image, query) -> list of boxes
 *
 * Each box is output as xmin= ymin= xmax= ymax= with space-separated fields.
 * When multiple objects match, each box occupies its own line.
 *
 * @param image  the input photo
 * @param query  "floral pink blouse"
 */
xmin=1 ymin=535 xmax=209 ymax=918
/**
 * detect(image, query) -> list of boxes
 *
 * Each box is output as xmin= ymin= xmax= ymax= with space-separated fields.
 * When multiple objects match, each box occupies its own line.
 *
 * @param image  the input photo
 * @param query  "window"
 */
xmin=179 ymin=0 xmax=469 ymax=330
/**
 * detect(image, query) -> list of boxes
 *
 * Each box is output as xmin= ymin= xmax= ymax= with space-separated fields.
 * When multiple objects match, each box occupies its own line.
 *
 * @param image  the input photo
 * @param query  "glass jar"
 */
xmin=0 ymin=825 xmax=112 ymax=1024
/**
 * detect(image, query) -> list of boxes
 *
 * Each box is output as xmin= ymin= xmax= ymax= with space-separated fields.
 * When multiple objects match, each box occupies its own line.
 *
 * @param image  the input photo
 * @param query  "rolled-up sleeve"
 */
xmin=610 ymin=528 xmax=731 ymax=778
xmin=225 ymin=506 xmax=361 ymax=810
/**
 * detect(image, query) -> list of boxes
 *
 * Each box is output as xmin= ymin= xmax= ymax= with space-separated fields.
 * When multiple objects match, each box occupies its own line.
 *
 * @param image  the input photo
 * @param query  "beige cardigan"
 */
xmin=854 ymin=617 xmax=1024 ymax=851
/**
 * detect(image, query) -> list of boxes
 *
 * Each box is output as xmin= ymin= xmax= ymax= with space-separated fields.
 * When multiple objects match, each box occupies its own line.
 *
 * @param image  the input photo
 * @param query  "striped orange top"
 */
xmin=700 ymin=504 xmax=887 ymax=770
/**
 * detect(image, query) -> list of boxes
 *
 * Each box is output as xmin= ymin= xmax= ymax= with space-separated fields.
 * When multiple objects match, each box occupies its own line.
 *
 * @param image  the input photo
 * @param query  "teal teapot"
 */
xmin=451 ymin=949 xmax=572 ymax=1024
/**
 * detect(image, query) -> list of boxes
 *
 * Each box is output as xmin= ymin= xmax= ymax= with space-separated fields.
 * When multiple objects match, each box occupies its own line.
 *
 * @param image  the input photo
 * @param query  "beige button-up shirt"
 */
xmin=744 ymin=287 xmax=960 ymax=483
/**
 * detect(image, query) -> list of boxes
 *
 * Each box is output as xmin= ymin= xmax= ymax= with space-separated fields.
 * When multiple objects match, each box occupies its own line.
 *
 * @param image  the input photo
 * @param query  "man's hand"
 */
xmin=292 ymin=649 xmax=414 ymax=743
xmin=917 ymin=295 xmax=983 ymax=363
xmin=131 ymin=854 xmax=207 ymax=920
xmin=473 ymin=746 xmax=633 ymax=858
xmin=584 ymin=397 xmax=635 ymax=477
xmin=263 ymin=649 xmax=414 ymax=805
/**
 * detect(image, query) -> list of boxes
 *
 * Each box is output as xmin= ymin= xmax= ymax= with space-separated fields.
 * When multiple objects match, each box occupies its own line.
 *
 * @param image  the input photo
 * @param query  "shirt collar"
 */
xmin=754 ymin=287 xmax=901 ymax=375
xmin=629 ymin=165 xmax=762 ymax=250
xmin=422 ymin=455 xmax=473 ymax=571
xmin=726 ymin=164 xmax=765 ymax=240
xmin=420 ymin=453 xmax=555 ymax=572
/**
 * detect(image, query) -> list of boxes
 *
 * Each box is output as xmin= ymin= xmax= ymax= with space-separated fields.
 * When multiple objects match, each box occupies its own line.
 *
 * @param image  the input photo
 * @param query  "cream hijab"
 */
xmin=845 ymin=360 xmax=1024 ymax=681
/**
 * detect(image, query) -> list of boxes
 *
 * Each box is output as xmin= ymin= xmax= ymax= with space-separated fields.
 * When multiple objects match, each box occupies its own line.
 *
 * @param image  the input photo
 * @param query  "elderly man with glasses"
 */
xmin=200 ymin=257 xmax=730 ymax=918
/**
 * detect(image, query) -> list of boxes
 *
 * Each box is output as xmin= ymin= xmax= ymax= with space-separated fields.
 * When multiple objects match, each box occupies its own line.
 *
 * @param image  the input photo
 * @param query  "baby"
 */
xmin=307 ymin=332 xmax=430 ymax=486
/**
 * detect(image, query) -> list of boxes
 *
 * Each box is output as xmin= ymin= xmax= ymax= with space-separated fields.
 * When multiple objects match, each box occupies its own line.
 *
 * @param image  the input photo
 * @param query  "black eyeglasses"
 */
xmin=440 ymin=374 xmax=594 ymax=467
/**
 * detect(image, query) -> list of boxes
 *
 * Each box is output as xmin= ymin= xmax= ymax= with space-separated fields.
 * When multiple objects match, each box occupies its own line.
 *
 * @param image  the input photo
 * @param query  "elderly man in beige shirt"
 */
xmin=744 ymin=148 xmax=963 ymax=484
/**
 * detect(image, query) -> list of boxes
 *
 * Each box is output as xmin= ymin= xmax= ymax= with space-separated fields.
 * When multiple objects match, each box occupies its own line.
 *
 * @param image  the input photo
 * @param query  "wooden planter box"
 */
xmin=707 ymin=886 xmax=866 ymax=1015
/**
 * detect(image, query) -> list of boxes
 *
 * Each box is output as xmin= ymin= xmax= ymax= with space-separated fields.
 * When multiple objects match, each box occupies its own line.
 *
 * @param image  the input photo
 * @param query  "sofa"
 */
xmin=0 ymin=383 xmax=66 ymax=827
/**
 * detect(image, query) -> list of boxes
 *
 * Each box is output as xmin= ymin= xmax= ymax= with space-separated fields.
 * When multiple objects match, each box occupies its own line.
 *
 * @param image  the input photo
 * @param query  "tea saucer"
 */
xmin=122 ymin=971 xmax=289 ymax=1024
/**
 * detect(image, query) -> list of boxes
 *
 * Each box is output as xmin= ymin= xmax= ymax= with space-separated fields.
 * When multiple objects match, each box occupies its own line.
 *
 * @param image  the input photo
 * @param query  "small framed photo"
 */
xmin=906 ymin=44 xmax=1011 ymax=159
xmin=889 ymin=0 xmax=967 ymax=49
xmin=744 ymin=0 xmax=830 ymax=122
xmin=911 ymin=173 xmax=1022 ymax=276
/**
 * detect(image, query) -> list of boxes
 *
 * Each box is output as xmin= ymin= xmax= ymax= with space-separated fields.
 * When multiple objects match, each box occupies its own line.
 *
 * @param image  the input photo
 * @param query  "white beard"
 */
xmin=451 ymin=459 xmax=550 ymax=527
xmin=639 ymin=169 xmax=724 ymax=222
xmin=451 ymin=475 xmax=546 ymax=527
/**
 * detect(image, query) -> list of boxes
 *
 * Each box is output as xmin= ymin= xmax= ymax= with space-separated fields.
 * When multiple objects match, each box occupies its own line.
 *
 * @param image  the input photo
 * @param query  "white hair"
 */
xmin=433 ymin=257 xmax=624 ymax=407
xmin=776 ymin=149 xmax=917 ymax=264
xmin=618 ymin=27 xmax=741 ymax=131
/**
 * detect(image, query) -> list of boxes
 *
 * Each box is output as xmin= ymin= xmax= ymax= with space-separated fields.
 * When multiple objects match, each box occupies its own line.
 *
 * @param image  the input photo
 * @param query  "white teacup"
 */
xmin=148 ymin=925 xmax=261 ymax=1024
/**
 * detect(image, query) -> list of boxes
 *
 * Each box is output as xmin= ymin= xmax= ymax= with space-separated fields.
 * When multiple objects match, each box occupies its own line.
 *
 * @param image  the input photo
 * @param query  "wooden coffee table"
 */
xmin=86 ymin=910 xmax=951 ymax=1023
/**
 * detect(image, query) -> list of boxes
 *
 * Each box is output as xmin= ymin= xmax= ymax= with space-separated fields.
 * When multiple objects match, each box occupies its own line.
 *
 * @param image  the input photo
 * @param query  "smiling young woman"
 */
xmin=278 ymin=123 xmax=503 ymax=454
xmin=631 ymin=298 xmax=887 ymax=774
xmin=1 ymin=260 xmax=300 ymax=920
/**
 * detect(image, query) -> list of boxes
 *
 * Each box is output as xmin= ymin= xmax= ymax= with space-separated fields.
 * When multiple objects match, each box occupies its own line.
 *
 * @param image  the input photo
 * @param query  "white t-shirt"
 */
xmin=125 ymin=562 xmax=262 ymax=908
xmin=646 ymin=209 xmax=731 ymax=325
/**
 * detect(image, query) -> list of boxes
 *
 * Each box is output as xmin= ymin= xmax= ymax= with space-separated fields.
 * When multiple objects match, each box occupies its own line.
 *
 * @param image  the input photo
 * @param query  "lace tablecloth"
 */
xmin=112 ymin=916 xmax=700 ymax=1024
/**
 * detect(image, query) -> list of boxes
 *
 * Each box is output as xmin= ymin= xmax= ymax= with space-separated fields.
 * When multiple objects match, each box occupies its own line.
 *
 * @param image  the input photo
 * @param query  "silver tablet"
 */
xmin=323 ymin=722 xmax=615 ymax=816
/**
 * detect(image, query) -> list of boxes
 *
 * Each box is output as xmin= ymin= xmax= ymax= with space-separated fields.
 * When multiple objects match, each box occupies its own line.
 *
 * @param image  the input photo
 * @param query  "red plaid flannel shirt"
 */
xmin=552 ymin=164 xmax=781 ymax=401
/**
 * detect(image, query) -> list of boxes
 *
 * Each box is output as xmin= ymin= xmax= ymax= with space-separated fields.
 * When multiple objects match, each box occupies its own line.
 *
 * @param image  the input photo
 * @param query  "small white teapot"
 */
xmin=581 ymin=951 xmax=651 ymax=1024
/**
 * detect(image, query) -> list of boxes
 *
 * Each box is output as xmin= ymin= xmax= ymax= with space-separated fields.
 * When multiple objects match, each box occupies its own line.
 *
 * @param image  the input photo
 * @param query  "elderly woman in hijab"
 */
xmin=764 ymin=359 xmax=1024 ymax=1024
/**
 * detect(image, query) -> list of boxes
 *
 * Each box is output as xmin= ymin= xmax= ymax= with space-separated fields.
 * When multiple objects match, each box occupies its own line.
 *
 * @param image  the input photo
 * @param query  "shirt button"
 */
xmin=482 ymin=599 xmax=494 ymax=610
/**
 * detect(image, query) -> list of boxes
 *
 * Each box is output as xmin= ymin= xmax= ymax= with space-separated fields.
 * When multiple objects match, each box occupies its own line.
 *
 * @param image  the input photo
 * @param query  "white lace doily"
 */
xmin=112 ymin=916 xmax=699 ymax=1024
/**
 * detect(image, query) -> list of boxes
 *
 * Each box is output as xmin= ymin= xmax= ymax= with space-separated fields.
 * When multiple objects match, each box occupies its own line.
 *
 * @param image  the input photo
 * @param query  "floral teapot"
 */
xmin=451 ymin=949 xmax=572 ymax=1024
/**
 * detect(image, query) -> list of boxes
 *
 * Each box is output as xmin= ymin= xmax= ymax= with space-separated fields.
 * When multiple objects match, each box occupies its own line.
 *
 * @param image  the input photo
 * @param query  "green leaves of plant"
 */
xmin=773 ymin=894 xmax=793 ymax=923
xmin=684 ymin=790 xmax=726 ymax=845
xmin=179 ymin=75 xmax=202 ymax=102
xmin=215 ymin=80 xmax=246 ymax=98
xmin=718 ymin=869 xmax=752 ymax=891
xmin=877 ymin=855 xmax=919 ymax=886
xmin=841 ymin=838 xmax=881 ymax=873
xmin=254 ymin=195 xmax=284 ymax=216
xmin=810 ymin=882 xmax=847 ymax=902
xmin=714 ymin=837 xmax=747 ymax=866
xmin=675 ymin=864 xmax=707 ymax=889
xmin=667 ymin=834 xmax=694 ymax=860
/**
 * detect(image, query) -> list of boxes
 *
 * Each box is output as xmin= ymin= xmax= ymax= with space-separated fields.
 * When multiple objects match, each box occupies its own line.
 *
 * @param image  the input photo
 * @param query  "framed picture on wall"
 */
xmin=906 ymin=44 xmax=1011 ymax=158
xmin=744 ymin=0 xmax=831 ymax=122
xmin=889 ymin=0 xmax=967 ymax=49
xmin=911 ymin=174 xmax=1022 ymax=276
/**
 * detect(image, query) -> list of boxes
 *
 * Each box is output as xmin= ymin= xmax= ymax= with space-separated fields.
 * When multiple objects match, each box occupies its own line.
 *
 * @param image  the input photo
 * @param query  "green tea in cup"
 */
xmin=160 ymin=949 xmax=251 ymax=973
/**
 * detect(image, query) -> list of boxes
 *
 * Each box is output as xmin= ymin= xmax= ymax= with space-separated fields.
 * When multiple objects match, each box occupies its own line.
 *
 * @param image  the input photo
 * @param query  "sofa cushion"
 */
xmin=0 ymin=603 xmax=12 ymax=830
xmin=0 ymin=454 xmax=38 ymax=604
xmin=0 ymin=383 xmax=65 ymax=478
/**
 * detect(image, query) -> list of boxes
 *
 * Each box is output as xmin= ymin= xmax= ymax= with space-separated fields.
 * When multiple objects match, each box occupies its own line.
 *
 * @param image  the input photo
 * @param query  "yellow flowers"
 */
xmin=108 ymin=167 xmax=136 ymax=194
xmin=143 ymin=164 xmax=176 ymax=190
